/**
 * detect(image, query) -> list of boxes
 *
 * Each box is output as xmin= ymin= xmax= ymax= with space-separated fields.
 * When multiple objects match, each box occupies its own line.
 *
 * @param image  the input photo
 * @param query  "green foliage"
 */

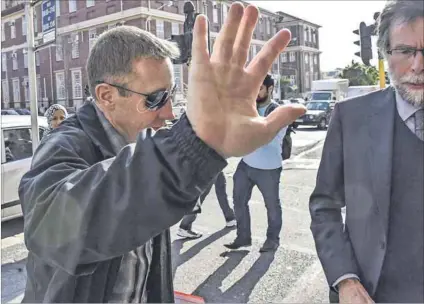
xmin=339 ymin=60 xmax=379 ymax=86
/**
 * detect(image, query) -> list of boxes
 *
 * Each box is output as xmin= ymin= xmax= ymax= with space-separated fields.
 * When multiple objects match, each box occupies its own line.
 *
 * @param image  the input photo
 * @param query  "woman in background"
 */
xmin=44 ymin=104 xmax=68 ymax=136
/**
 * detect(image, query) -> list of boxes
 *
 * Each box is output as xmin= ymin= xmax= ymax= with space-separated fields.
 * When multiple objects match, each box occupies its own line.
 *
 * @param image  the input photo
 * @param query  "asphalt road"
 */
xmin=1 ymin=126 xmax=327 ymax=303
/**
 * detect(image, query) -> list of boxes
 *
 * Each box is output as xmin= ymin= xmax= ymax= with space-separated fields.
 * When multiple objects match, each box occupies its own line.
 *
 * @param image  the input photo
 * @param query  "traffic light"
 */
xmin=353 ymin=21 xmax=373 ymax=66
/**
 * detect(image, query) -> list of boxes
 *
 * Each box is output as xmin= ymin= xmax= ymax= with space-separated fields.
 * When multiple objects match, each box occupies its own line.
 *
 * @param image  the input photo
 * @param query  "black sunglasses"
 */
xmin=96 ymin=81 xmax=176 ymax=111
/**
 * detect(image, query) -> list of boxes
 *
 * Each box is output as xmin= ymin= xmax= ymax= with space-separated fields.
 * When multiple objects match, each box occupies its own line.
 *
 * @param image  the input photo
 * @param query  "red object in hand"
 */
xmin=174 ymin=291 xmax=205 ymax=304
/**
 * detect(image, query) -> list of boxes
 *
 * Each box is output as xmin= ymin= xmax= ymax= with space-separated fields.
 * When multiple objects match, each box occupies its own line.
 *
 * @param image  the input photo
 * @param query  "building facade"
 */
xmin=1 ymin=0 xmax=321 ymax=111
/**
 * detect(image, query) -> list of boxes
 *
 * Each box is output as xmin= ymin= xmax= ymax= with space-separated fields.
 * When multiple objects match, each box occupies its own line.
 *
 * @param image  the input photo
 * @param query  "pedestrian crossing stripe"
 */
xmin=1 ymin=233 xmax=25 ymax=250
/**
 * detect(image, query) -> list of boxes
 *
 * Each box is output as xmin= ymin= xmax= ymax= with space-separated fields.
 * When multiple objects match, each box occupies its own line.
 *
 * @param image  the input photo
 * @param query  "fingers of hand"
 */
xmin=210 ymin=2 xmax=244 ymax=63
xmin=246 ymin=29 xmax=291 ymax=77
xmin=192 ymin=14 xmax=210 ymax=64
xmin=264 ymin=104 xmax=306 ymax=136
xmin=232 ymin=5 xmax=259 ymax=66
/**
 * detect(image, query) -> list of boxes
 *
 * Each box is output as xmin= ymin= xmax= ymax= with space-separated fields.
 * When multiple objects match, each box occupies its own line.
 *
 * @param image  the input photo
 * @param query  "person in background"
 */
xmin=44 ymin=104 xmax=69 ymax=135
xmin=225 ymin=74 xmax=287 ymax=253
xmin=309 ymin=1 xmax=423 ymax=303
xmin=177 ymin=171 xmax=236 ymax=239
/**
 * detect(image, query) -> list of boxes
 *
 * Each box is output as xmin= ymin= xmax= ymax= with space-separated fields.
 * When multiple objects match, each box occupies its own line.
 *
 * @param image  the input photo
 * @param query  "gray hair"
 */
xmin=377 ymin=0 xmax=424 ymax=57
xmin=86 ymin=25 xmax=180 ymax=98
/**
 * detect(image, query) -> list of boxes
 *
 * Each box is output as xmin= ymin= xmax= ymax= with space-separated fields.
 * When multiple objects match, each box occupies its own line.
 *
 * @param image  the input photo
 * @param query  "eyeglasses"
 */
xmin=96 ymin=81 xmax=176 ymax=111
xmin=387 ymin=47 xmax=424 ymax=61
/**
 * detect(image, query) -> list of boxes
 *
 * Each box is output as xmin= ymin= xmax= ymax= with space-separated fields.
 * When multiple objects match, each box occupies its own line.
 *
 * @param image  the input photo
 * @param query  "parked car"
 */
xmin=289 ymin=98 xmax=306 ymax=105
xmin=1 ymin=109 xmax=19 ymax=115
xmin=293 ymin=101 xmax=332 ymax=130
xmin=14 ymin=108 xmax=32 ymax=115
xmin=1 ymin=115 xmax=48 ymax=222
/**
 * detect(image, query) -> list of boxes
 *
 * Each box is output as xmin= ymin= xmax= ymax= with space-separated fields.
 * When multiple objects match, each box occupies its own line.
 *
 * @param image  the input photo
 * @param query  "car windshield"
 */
xmin=311 ymin=92 xmax=332 ymax=100
xmin=307 ymin=102 xmax=329 ymax=111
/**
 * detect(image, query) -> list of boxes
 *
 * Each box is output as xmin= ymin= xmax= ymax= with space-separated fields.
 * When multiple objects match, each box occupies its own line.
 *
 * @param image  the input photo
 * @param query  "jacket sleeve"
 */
xmin=309 ymin=104 xmax=360 ymax=287
xmin=19 ymin=115 xmax=227 ymax=275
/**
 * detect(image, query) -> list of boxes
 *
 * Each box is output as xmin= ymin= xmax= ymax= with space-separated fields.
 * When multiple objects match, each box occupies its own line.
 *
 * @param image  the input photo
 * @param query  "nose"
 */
xmin=158 ymin=98 xmax=175 ymax=120
xmin=411 ymin=50 xmax=424 ymax=73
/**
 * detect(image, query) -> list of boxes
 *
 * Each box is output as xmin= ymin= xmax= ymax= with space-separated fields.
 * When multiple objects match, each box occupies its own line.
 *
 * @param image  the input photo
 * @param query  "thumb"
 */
xmin=264 ymin=104 xmax=306 ymax=135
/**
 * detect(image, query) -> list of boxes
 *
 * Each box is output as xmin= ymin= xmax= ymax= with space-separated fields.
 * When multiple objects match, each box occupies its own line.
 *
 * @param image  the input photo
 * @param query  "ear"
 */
xmin=268 ymin=85 xmax=274 ymax=95
xmin=95 ymin=83 xmax=116 ymax=111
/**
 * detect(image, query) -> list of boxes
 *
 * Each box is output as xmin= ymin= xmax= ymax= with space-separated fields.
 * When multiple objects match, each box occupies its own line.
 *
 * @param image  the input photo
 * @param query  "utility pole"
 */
xmin=26 ymin=0 xmax=40 ymax=152
xmin=378 ymin=51 xmax=386 ymax=89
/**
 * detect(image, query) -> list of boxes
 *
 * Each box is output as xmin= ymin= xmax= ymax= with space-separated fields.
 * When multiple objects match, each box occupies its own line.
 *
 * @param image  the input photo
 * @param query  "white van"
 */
xmin=1 ymin=115 xmax=48 ymax=222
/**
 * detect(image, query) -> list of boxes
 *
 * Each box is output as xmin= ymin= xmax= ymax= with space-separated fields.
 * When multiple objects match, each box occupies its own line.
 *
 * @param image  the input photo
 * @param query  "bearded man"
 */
xmin=309 ymin=0 xmax=423 ymax=303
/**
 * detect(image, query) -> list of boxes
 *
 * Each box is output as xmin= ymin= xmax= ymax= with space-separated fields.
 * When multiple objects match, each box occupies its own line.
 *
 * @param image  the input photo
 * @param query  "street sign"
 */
xmin=42 ymin=0 xmax=56 ymax=44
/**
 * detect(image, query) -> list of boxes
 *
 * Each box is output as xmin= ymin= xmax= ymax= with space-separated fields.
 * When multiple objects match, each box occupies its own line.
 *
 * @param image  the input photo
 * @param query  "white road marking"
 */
xmin=1 ymin=233 xmax=25 ymax=250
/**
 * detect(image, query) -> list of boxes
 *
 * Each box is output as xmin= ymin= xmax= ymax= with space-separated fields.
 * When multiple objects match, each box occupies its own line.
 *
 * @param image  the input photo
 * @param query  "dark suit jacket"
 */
xmin=310 ymin=87 xmax=397 ymax=296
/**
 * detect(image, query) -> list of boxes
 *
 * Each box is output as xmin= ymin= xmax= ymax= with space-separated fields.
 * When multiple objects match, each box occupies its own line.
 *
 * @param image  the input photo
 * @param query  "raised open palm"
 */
xmin=186 ymin=2 xmax=306 ymax=158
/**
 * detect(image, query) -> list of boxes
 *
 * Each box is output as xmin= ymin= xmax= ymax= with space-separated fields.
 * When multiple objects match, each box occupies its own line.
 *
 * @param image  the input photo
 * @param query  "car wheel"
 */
xmin=318 ymin=118 xmax=327 ymax=130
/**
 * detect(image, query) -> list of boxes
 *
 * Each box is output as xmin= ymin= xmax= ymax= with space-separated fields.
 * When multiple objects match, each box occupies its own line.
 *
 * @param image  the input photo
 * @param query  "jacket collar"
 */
xmin=75 ymin=102 xmax=116 ymax=159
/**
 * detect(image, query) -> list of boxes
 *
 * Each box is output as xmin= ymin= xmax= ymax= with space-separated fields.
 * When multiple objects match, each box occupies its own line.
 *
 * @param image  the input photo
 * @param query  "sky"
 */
xmin=249 ymin=0 xmax=387 ymax=72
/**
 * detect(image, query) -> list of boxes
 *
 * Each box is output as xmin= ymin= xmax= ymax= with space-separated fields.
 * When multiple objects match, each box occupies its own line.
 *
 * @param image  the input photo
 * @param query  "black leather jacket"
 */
xmin=19 ymin=102 xmax=226 ymax=303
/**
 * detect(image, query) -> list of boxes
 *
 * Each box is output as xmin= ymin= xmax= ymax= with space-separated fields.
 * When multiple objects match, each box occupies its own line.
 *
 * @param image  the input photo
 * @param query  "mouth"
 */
xmin=404 ymin=82 xmax=424 ymax=90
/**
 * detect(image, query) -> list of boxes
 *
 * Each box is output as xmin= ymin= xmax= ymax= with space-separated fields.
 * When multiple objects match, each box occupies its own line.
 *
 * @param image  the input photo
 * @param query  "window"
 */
xmin=2 ymin=53 xmax=7 ymax=71
xmin=312 ymin=30 xmax=316 ymax=43
xmin=305 ymin=72 xmax=310 ymax=88
xmin=1 ymin=23 xmax=5 ymax=41
xmin=314 ymin=72 xmax=319 ymax=80
xmin=2 ymin=80 xmax=9 ymax=103
xmin=24 ymin=51 xmax=28 ymax=68
xmin=88 ymin=29 xmax=97 ymax=51
xmin=71 ymin=69 xmax=83 ymax=99
xmin=252 ymin=45 xmax=257 ymax=58
xmin=69 ymin=0 xmax=77 ymax=13
xmin=12 ymin=53 xmax=18 ymax=70
xmin=12 ymin=78 xmax=20 ymax=103
xmin=35 ymin=52 xmax=40 ymax=66
xmin=290 ymin=75 xmax=296 ymax=85
xmin=281 ymin=53 xmax=287 ymax=63
xmin=33 ymin=13 xmax=37 ymax=33
xmin=22 ymin=16 xmax=27 ymax=36
xmin=11 ymin=21 xmax=16 ymax=38
xmin=23 ymin=77 xmax=29 ymax=101
xmin=156 ymin=20 xmax=164 ymax=39
xmin=55 ymin=71 xmax=66 ymax=100
xmin=173 ymin=64 xmax=182 ymax=93
xmin=71 ymin=34 xmax=80 ymax=58
xmin=212 ymin=1 xmax=218 ymax=23
xmin=289 ymin=52 xmax=295 ymax=62
xmin=56 ymin=39 xmax=63 ymax=61
xmin=37 ymin=75 xmax=42 ymax=100
xmin=222 ymin=4 xmax=228 ymax=21
xmin=266 ymin=18 xmax=271 ymax=35
xmin=314 ymin=54 xmax=318 ymax=65
xmin=56 ymin=0 xmax=61 ymax=17
xmin=305 ymin=53 xmax=309 ymax=64
xmin=3 ymin=128 xmax=34 ymax=162
xmin=171 ymin=22 xmax=179 ymax=35
xmin=86 ymin=0 xmax=95 ymax=7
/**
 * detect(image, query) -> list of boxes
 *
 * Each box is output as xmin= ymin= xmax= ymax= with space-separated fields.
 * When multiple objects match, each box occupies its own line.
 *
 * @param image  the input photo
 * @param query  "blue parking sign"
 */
xmin=42 ymin=0 xmax=56 ymax=43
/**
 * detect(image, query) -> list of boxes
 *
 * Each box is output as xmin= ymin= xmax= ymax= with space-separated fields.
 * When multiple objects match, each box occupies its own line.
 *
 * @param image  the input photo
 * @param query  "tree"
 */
xmin=339 ymin=60 xmax=379 ymax=86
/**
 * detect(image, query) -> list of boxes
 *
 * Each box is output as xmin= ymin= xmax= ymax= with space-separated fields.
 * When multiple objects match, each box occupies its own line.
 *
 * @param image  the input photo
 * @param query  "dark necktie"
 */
xmin=415 ymin=109 xmax=424 ymax=141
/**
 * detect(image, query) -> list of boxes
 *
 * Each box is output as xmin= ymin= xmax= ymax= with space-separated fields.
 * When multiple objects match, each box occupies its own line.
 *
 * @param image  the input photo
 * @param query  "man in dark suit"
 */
xmin=310 ymin=1 xmax=423 ymax=303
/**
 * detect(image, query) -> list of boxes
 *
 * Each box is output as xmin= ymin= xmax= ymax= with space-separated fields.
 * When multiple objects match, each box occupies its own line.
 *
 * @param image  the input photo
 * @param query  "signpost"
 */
xmin=41 ymin=0 xmax=56 ymax=44
xmin=26 ymin=0 xmax=56 ymax=151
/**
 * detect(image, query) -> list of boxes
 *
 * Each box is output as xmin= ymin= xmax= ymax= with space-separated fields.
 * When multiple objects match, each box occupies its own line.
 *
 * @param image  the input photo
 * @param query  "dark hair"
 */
xmin=377 ymin=0 xmax=424 ymax=56
xmin=263 ymin=74 xmax=274 ymax=89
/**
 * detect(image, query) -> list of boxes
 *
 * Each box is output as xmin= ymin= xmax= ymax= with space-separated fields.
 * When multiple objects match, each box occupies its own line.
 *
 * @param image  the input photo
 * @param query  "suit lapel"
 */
xmin=367 ymin=87 xmax=396 ymax=237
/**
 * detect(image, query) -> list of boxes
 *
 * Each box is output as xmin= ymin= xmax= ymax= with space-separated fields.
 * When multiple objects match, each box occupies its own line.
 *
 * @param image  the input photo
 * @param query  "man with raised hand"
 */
xmin=19 ymin=2 xmax=305 ymax=303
